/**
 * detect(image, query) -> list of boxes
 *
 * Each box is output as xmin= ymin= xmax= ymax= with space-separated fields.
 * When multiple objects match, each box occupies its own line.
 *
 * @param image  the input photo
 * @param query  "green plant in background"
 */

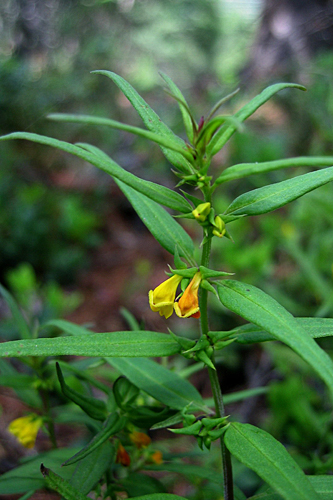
xmin=1 ymin=72 xmax=333 ymax=500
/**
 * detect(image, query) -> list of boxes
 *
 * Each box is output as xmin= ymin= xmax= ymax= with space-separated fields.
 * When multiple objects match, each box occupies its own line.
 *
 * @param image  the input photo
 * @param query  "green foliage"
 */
xmin=1 ymin=68 xmax=333 ymax=500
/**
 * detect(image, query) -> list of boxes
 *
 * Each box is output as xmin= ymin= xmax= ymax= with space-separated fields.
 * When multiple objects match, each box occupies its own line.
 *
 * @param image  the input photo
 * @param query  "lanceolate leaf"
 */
xmin=230 ymin=317 xmax=333 ymax=344
xmin=224 ymin=166 xmax=333 ymax=217
xmin=0 ymin=283 xmax=31 ymax=339
xmin=69 ymin=442 xmax=114 ymax=495
xmin=62 ymin=414 xmax=125 ymax=466
xmin=76 ymin=143 xmax=195 ymax=260
xmin=48 ymin=114 xmax=193 ymax=161
xmin=308 ymin=476 xmax=333 ymax=499
xmin=225 ymin=423 xmax=320 ymax=500
xmin=217 ymin=281 xmax=333 ymax=396
xmin=93 ymin=70 xmax=194 ymax=174
xmin=214 ymin=156 xmax=333 ymax=186
xmin=207 ymin=83 xmax=305 ymax=157
xmin=131 ymin=495 xmax=188 ymax=500
xmin=159 ymin=72 xmax=195 ymax=143
xmin=107 ymin=357 xmax=206 ymax=411
xmin=41 ymin=465 xmax=90 ymax=500
xmin=0 ymin=331 xmax=181 ymax=358
xmin=116 ymin=180 xmax=195 ymax=260
xmin=56 ymin=362 xmax=107 ymax=421
xmin=0 ymin=133 xmax=191 ymax=213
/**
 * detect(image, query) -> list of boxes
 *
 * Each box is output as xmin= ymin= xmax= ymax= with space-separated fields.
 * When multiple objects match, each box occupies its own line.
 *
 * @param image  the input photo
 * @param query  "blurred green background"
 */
xmin=1 ymin=0 xmax=333 ymax=493
xmin=1 ymin=0 xmax=332 ymax=327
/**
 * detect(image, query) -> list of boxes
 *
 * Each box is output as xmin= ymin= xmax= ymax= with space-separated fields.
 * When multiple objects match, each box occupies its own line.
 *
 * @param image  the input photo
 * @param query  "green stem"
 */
xmin=208 ymin=365 xmax=234 ymax=500
xmin=199 ymin=216 xmax=233 ymax=500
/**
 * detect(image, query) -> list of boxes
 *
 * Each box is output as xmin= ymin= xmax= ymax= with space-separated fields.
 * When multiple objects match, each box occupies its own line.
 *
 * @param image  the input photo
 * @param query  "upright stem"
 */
xmin=199 ymin=227 xmax=233 ymax=500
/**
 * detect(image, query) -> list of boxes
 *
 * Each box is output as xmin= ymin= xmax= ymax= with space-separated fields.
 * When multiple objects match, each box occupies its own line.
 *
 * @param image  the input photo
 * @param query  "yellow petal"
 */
xmin=149 ymin=274 xmax=182 ymax=318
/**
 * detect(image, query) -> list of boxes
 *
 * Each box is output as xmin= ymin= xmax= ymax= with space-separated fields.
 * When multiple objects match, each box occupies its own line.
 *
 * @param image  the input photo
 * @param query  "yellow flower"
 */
xmin=8 ymin=414 xmax=43 ymax=449
xmin=129 ymin=431 xmax=151 ymax=449
xmin=174 ymin=271 xmax=201 ymax=318
xmin=149 ymin=274 xmax=183 ymax=319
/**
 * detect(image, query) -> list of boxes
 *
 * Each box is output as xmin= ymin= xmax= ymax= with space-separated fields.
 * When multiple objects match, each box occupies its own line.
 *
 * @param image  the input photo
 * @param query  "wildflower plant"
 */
xmin=1 ymin=72 xmax=333 ymax=499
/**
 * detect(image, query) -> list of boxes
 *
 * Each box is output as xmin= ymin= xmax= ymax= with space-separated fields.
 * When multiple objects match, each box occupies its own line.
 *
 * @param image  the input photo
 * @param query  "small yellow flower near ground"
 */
xmin=150 ymin=450 xmax=163 ymax=464
xmin=8 ymin=414 xmax=43 ymax=449
xmin=149 ymin=274 xmax=183 ymax=319
xmin=174 ymin=271 xmax=201 ymax=318
xmin=129 ymin=431 xmax=151 ymax=449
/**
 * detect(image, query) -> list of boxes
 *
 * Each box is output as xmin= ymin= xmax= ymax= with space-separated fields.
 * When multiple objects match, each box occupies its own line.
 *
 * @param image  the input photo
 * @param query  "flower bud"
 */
xmin=212 ymin=216 xmax=226 ymax=238
xmin=192 ymin=202 xmax=211 ymax=222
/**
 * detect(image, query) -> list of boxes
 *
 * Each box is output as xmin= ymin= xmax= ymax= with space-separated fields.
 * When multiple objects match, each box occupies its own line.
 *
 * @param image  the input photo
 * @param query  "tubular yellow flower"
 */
xmin=8 ymin=414 xmax=43 ymax=449
xmin=174 ymin=271 xmax=201 ymax=318
xmin=149 ymin=274 xmax=183 ymax=319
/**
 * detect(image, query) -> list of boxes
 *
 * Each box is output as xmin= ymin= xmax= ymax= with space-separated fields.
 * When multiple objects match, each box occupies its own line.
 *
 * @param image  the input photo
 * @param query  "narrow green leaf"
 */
xmin=214 ymin=156 xmax=333 ymax=186
xmin=69 ymin=442 xmax=113 ymax=495
xmin=56 ymin=362 xmax=107 ymax=421
xmin=250 ymin=476 xmax=333 ymax=500
xmin=78 ymin=135 xmax=194 ymax=260
xmin=159 ymin=72 xmax=195 ymax=142
xmin=0 ymin=132 xmax=191 ymax=213
xmin=56 ymin=360 xmax=110 ymax=394
xmin=17 ymin=491 xmax=36 ymax=500
xmin=116 ymin=180 xmax=195 ymax=260
xmin=232 ymin=318 xmax=333 ymax=344
xmin=93 ymin=70 xmax=194 ymax=174
xmin=0 ymin=477 xmax=44 ymax=495
xmin=131 ymin=495 xmax=188 ymax=500
xmin=120 ymin=307 xmax=141 ymax=331
xmin=107 ymin=357 xmax=206 ymax=411
xmin=247 ymin=491 xmax=284 ymax=499
xmin=225 ymin=167 xmax=333 ymax=216
xmin=0 ymin=331 xmax=181 ymax=358
xmin=0 ymin=283 xmax=31 ymax=339
xmin=225 ymin=422 xmax=320 ymax=500
xmin=48 ymin=114 xmax=193 ymax=161
xmin=204 ymin=387 xmax=268 ymax=408
xmin=217 ymin=281 xmax=333 ymax=396
xmin=207 ymin=83 xmax=305 ymax=157
xmin=121 ymin=472 xmax=166 ymax=496
xmin=146 ymin=462 xmax=225 ymax=484
xmin=0 ymin=359 xmax=41 ymax=407
xmin=145 ymin=463 xmax=247 ymax=499
xmin=41 ymin=465 xmax=90 ymax=500
xmin=308 ymin=476 xmax=333 ymax=499
xmin=62 ymin=413 xmax=125 ymax=466
xmin=0 ymin=447 xmax=79 ymax=483
xmin=0 ymin=374 xmax=36 ymax=389
xmin=42 ymin=319 xmax=92 ymax=335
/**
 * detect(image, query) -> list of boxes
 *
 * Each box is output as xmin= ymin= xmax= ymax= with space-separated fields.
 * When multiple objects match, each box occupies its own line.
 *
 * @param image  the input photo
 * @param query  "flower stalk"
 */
xmin=199 ymin=192 xmax=234 ymax=500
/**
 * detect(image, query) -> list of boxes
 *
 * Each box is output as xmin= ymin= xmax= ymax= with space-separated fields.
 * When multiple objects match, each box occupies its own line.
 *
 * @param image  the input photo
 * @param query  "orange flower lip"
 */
xmin=116 ymin=442 xmax=131 ymax=466
xmin=174 ymin=271 xmax=201 ymax=318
